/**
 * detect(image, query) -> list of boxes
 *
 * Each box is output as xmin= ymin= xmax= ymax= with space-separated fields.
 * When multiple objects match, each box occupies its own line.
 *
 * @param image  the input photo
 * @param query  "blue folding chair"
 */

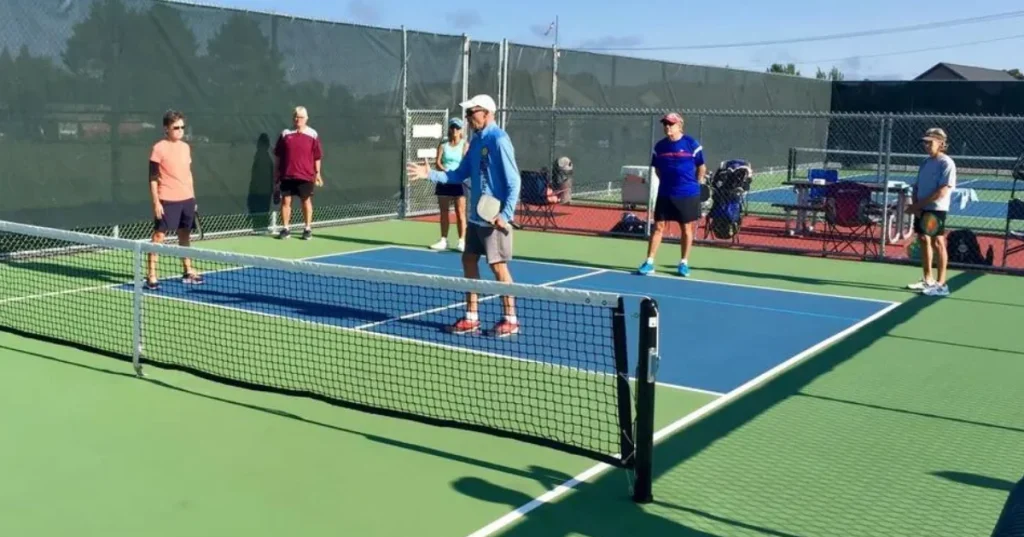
xmin=803 ymin=169 xmax=839 ymax=230
xmin=808 ymin=168 xmax=839 ymax=203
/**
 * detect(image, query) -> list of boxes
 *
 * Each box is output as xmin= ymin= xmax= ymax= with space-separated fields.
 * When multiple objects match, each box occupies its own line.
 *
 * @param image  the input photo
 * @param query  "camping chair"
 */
xmin=516 ymin=169 xmax=568 ymax=230
xmin=821 ymin=181 xmax=883 ymax=257
xmin=805 ymin=168 xmax=839 ymax=230
xmin=1003 ymin=154 xmax=1024 ymax=267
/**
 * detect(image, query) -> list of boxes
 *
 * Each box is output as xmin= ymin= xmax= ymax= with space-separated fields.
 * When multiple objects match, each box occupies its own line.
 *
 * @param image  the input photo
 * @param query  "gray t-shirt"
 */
xmin=915 ymin=154 xmax=957 ymax=211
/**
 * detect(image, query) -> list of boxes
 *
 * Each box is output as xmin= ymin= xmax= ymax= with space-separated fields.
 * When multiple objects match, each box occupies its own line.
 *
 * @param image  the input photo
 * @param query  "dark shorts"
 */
xmin=280 ymin=178 xmax=315 ymax=199
xmin=654 ymin=195 xmax=701 ymax=224
xmin=465 ymin=223 xmax=513 ymax=265
xmin=914 ymin=210 xmax=948 ymax=236
xmin=154 ymin=198 xmax=196 ymax=233
xmin=435 ymin=183 xmax=465 ymax=198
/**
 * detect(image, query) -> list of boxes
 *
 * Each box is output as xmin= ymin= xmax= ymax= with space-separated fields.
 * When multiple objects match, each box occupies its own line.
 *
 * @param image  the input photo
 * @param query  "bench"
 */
xmin=772 ymin=202 xmax=826 ymax=235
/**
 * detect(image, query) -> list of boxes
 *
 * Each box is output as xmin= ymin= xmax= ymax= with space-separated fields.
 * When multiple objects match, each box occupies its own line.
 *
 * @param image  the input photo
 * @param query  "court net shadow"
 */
xmin=452 ymin=270 xmax=983 ymax=537
xmin=1 ymin=342 xmax=563 ymax=485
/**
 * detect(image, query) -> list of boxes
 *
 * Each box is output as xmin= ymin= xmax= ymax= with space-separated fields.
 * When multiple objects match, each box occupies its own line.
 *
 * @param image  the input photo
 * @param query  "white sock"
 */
xmin=465 ymin=311 xmax=478 ymax=321
xmin=505 ymin=315 xmax=518 ymax=324
xmin=304 ymin=226 xmax=311 ymax=232
xmin=680 ymin=258 xmax=688 ymax=265
xmin=645 ymin=257 xmax=654 ymax=264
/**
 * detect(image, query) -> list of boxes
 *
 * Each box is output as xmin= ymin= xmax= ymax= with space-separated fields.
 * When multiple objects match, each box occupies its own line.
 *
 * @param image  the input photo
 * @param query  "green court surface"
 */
xmin=2 ymin=218 xmax=1023 ymax=537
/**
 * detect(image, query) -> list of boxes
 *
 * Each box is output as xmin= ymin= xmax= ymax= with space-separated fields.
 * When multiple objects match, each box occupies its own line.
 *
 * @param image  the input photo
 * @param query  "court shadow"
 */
xmin=314 ymin=234 xmax=423 ymax=249
xmin=886 ymin=334 xmax=1024 ymax=357
xmin=454 ymin=270 xmax=983 ymax=537
xmin=1 ymin=340 xmax=565 ymax=484
xmin=798 ymin=393 xmax=1024 ymax=434
xmin=164 ymin=288 xmax=393 ymax=325
xmin=696 ymin=265 xmax=913 ymax=294
xmin=0 ymin=259 xmax=130 ymax=285
xmin=452 ymin=476 xmax=733 ymax=537
xmin=941 ymin=296 xmax=1024 ymax=309
xmin=932 ymin=471 xmax=1016 ymax=492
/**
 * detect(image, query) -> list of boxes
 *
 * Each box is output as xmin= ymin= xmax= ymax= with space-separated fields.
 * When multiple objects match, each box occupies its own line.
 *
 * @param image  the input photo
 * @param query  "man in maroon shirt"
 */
xmin=274 ymin=106 xmax=323 ymax=240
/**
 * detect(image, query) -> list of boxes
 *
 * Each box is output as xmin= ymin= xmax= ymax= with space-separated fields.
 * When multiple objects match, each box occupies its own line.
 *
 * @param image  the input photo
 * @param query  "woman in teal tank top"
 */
xmin=429 ymin=118 xmax=469 ymax=252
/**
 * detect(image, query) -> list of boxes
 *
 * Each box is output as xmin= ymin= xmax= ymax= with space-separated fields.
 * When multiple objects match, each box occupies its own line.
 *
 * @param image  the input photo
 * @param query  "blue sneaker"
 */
xmin=677 ymin=262 xmax=690 ymax=277
xmin=637 ymin=260 xmax=655 ymax=275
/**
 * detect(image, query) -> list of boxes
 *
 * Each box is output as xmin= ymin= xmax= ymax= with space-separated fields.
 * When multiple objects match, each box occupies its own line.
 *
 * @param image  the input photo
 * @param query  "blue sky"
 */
xmin=201 ymin=0 xmax=1024 ymax=80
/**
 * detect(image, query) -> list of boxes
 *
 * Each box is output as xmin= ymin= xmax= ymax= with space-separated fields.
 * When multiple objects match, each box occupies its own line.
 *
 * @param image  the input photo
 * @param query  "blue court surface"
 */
xmin=135 ymin=245 xmax=897 ymax=395
xmin=748 ymin=179 xmax=1010 ymax=220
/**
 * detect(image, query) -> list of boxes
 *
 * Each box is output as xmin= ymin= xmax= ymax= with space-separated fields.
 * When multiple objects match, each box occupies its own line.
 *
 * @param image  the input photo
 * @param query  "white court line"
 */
xmin=353 ymin=269 xmax=609 ymax=330
xmin=462 ymin=300 xmax=901 ymax=537
xmin=394 ymin=245 xmax=899 ymax=306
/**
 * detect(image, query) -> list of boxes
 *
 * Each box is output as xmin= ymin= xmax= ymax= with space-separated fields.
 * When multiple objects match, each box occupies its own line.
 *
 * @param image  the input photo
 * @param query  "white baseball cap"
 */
xmin=460 ymin=94 xmax=497 ymax=113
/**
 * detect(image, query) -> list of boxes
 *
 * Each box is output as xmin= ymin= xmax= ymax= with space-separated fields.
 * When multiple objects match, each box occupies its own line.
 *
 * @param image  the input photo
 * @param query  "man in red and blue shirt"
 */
xmin=637 ymin=112 xmax=706 ymax=277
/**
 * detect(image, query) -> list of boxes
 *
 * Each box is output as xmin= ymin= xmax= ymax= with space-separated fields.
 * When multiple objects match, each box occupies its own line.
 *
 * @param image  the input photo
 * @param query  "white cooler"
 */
xmin=620 ymin=165 xmax=659 ymax=206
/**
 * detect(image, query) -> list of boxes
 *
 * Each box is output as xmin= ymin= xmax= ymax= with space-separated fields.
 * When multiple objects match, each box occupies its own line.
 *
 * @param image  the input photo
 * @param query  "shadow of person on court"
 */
xmin=247 ymin=133 xmax=274 ymax=230
xmin=452 ymin=475 xmax=719 ymax=537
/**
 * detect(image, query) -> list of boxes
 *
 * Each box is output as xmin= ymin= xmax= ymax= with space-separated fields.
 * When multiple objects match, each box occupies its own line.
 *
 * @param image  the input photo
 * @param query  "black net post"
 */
xmin=632 ymin=297 xmax=659 ymax=503
xmin=612 ymin=298 xmax=635 ymax=468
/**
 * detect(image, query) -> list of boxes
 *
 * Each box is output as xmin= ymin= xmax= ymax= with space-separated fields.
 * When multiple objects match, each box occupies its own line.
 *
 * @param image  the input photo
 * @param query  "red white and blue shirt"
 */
xmin=651 ymin=135 xmax=705 ymax=198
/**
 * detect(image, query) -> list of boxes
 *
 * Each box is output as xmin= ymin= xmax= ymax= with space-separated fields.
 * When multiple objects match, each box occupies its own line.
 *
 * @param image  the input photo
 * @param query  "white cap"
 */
xmin=460 ymin=94 xmax=497 ymax=113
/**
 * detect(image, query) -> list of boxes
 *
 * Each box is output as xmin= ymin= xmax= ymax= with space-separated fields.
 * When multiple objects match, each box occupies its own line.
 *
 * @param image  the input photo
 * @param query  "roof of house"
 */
xmin=915 ymin=62 xmax=1020 ymax=82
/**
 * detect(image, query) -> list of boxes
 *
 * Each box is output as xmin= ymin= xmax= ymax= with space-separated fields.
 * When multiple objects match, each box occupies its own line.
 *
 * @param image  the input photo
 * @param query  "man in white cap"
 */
xmin=406 ymin=95 xmax=522 ymax=337
xmin=907 ymin=127 xmax=956 ymax=297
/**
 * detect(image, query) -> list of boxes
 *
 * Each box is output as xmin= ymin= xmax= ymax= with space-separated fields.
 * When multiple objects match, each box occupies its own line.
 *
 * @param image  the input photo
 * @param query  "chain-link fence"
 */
xmin=0 ymin=0 xmax=832 ymax=244
xmin=3 ymin=0 xmax=1021 ymax=275
xmin=498 ymin=107 xmax=1024 ymax=273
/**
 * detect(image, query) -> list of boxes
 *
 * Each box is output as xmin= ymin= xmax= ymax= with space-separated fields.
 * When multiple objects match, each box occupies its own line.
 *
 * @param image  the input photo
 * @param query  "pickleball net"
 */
xmin=0 ymin=219 xmax=658 ymax=501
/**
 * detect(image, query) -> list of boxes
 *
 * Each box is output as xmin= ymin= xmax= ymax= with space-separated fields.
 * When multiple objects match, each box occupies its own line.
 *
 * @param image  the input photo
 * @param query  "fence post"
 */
xmin=880 ymin=115 xmax=894 ymax=259
xmin=646 ymin=113 xmax=658 ymax=238
xmin=399 ymin=26 xmax=409 ymax=219
xmin=462 ymin=34 xmax=470 ymax=105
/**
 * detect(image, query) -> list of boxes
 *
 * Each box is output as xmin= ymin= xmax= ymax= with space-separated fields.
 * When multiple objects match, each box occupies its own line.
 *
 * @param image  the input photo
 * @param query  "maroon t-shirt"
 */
xmin=274 ymin=127 xmax=323 ymax=182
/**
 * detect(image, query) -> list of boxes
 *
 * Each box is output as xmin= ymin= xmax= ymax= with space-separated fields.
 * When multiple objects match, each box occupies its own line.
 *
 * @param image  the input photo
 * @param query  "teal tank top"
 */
xmin=440 ymin=139 xmax=466 ymax=171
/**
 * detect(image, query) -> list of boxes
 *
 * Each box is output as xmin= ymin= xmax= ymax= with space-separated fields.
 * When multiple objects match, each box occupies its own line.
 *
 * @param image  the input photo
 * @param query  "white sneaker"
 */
xmin=923 ymin=283 xmax=950 ymax=297
xmin=429 ymin=238 xmax=448 ymax=251
xmin=907 ymin=278 xmax=935 ymax=291
xmin=457 ymin=239 xmax=465 ymax=252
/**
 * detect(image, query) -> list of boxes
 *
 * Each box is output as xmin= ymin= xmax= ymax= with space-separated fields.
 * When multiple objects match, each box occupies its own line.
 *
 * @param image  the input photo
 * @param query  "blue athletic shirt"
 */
xmin=428 ymin=122 xmax=521 ymax=227
xmin=651 ymin=135 xmax=705 ymax=198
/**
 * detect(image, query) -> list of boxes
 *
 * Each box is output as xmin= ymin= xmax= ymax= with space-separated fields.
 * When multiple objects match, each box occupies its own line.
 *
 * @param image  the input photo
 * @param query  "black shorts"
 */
xmin=914 ymin=210 xmax=948 ymax=236
xmin=654 ymin=195 xmax=701 ymax=224
xmin=435 ymin=183 xmax=466 ymax=198
xmin=154 ymin=198 xmax=196 ymax=233
xmin=280 ymin=178 xmax=315 ymax=199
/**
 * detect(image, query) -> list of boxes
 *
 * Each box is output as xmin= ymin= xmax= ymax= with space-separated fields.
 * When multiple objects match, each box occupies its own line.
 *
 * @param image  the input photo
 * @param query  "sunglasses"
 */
xmin=170 ymin=125 xmax=186 ymax=130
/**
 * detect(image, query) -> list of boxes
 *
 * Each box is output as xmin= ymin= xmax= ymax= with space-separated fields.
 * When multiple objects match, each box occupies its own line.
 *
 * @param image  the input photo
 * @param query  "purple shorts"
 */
xmin=154 ymin=198 xmax=196 ymax=233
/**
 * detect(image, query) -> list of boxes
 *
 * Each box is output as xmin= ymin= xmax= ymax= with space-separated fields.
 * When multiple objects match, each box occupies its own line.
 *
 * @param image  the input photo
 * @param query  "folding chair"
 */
xmin=1004 ymin=198 xmax=1024 ymax=267
xmin=804 ymin=168 xmax=839 ymax=230
xmin=516 ymin=170 xmax=565 ymax=230
xmin=821 ymin=182 xmax=882 ymax=257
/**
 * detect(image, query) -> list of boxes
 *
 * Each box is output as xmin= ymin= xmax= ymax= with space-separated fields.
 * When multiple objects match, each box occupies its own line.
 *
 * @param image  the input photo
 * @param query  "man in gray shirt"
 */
xmin=906 ymin=127 xmax=956 ymax=297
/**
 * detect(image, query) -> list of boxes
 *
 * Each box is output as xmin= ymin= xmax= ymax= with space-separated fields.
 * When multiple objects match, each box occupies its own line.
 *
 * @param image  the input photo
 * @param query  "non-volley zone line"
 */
xmin=462 ymin=300 xmax=901 ymax=537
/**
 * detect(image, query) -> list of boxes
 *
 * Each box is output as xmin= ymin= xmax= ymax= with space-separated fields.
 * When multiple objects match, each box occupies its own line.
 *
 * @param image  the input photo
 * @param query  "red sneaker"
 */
xmin=492 ymin=320 xmax=520 ymax=338
xmin=448 ymin=318 xmax=481 ymax=334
